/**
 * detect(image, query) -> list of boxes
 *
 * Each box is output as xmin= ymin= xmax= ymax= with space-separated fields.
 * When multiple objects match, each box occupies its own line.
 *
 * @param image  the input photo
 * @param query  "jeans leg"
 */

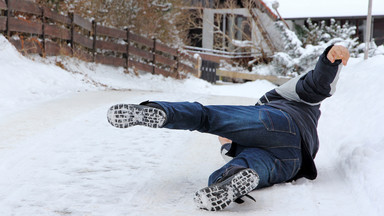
xmin=153 ymin=101 xmax=298 ymax=148
xmin=152 ymin=101 xmax=302 ymax=188
xmin=209 ymin=146 xmax=302 ymax=188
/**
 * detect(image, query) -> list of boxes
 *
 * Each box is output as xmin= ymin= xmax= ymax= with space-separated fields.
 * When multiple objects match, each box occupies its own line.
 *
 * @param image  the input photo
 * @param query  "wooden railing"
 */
xmin=0 ymin=0 xmax=198 ymax=78
xmin=217 ymin=69 xmax=289 ymax=86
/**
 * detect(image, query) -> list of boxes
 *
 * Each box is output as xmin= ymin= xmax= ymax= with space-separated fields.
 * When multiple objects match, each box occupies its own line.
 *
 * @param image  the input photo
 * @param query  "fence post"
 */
xmin=41 ymin=7 xmax=46 ymax=57
xmin=175 ymin=49 xmax=180 ymax=78
xmin=125 ymin=28 xmax=130 ymax=71
xmin=152 ymin=38 xmax=156 ymax=75
xmin=201 ymin=60 xmax=217 ymax=83
xmin=92 ymin=20 xmax=96 ymax=62
xmin=69 ymin=12 xmax=74 ymax=56
xmin=5 ymin=0 xmax=9 ymax=38
xmin=196 ymin=54 xmax=202 ymax=78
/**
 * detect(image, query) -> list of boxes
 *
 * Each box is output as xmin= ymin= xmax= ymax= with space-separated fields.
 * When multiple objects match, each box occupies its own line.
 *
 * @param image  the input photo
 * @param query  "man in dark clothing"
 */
xmin=107 ymin=45 xmax=350 ymax=211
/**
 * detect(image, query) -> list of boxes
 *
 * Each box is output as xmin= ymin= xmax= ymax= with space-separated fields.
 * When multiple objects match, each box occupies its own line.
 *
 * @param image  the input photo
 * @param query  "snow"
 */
xmin=264 ymin=0 xmax=384 ymax=18
xmin=231 ymin=39 xmax=254 ymax=48
xmin=1 ymin=33 xmax=384 ymax=216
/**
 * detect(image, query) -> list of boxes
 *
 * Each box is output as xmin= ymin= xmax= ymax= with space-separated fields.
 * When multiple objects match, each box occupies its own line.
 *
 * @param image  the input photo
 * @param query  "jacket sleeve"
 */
xmin=275 ymin=45 xmax=343 ymax=105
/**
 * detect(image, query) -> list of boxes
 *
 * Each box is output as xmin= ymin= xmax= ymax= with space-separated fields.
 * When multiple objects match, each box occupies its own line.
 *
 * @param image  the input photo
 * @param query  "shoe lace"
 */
xmin=234 ymin=194 xmax=256 ymax=204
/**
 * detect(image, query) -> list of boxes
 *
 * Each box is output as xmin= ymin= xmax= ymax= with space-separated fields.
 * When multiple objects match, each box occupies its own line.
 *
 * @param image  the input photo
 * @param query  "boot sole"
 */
xmin=107 ymin=104 xmax=166 ymax=128
xmin=194 ymin=168 xmax=259 ymax=211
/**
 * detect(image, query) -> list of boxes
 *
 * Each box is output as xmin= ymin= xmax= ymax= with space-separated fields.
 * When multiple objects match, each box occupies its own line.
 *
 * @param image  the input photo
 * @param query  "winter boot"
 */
xmin=194 ymin=166 xmax=259 ymax=211
xmin=107 ymin=104 xmax=167 ymax=128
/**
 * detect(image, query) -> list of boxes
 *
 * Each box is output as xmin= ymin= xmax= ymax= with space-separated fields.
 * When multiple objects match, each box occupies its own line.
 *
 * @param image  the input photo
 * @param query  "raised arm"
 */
xmin=275 ymin=45 xmax=350 ymax=105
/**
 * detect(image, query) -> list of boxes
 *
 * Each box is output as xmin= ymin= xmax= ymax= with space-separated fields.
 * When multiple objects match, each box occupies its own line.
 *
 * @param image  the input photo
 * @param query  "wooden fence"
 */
xmin=216 ymin=69 xmax=289 ymax=85
xmin=0 ymin=0 xmax=198 ymax=78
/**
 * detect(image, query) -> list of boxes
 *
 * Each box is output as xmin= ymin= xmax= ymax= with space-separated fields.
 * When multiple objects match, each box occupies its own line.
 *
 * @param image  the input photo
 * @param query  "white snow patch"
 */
xmin=0 ymin=34 xmax=384 ymax=216
xmin=274 ymin=0 xmax=384 ymax=18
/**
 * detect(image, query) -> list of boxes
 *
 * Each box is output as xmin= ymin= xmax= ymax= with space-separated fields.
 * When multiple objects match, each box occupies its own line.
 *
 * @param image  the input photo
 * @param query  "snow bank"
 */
xmin=318 ymin=56 xmax=384 ymax=216
xmin=57 ymin=56 xmax=274 ymax=98
xmin=0 ymin=34 xmax=275 ymax=118
xmin=0 ymin=35 xmax=95 ymax=116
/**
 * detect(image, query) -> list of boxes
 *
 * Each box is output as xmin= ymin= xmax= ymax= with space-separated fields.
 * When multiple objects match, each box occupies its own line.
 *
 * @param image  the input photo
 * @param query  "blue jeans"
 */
xmin=153 ymin=101 xmax=302 ymax=189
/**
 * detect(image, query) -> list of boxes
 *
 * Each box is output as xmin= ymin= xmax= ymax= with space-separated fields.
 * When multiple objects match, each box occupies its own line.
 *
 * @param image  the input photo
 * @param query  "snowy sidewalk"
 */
xmin=0 ymin=90 xmax=376 ymax=216
xmin=1 ymin=31 xmax=383 ymax=215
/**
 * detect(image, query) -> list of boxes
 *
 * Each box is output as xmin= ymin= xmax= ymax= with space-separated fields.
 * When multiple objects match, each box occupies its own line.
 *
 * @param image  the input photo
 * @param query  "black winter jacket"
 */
xmin=258 ymin=45 xmax=343 ymax=180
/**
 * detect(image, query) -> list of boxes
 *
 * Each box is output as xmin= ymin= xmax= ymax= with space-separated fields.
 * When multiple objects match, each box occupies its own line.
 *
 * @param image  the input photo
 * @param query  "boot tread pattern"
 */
xmin=194 ymin=169 xmax=259 ymax=211
xmin=107 ymin=104 xmax=166 ymax=128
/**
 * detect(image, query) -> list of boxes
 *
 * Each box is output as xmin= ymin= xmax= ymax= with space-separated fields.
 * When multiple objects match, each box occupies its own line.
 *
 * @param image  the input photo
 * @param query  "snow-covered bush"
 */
xmin=356 ymin=40 xmax=384 ymax=58
xmin=273 ymin=19 xmax=359 ymax=75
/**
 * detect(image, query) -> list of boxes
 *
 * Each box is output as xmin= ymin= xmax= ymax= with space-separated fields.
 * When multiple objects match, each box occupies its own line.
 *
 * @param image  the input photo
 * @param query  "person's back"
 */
xmin=256 ymin=45 xmax=347 ymax=180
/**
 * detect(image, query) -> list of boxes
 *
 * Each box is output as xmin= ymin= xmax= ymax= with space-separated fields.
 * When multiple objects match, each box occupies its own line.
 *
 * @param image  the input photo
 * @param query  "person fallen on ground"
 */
xmin=107 ymin=44 xmax=350 ymax=211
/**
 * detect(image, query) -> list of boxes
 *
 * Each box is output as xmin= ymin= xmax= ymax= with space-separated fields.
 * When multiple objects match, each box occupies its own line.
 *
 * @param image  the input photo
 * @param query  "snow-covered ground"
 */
xmin=0 ymin=34 xmax=383 ymax=216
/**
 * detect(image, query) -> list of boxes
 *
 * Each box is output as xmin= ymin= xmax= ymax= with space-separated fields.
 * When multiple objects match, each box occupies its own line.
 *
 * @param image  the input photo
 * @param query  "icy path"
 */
xmin=0 ymin=90 xmax=375 ymax=216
